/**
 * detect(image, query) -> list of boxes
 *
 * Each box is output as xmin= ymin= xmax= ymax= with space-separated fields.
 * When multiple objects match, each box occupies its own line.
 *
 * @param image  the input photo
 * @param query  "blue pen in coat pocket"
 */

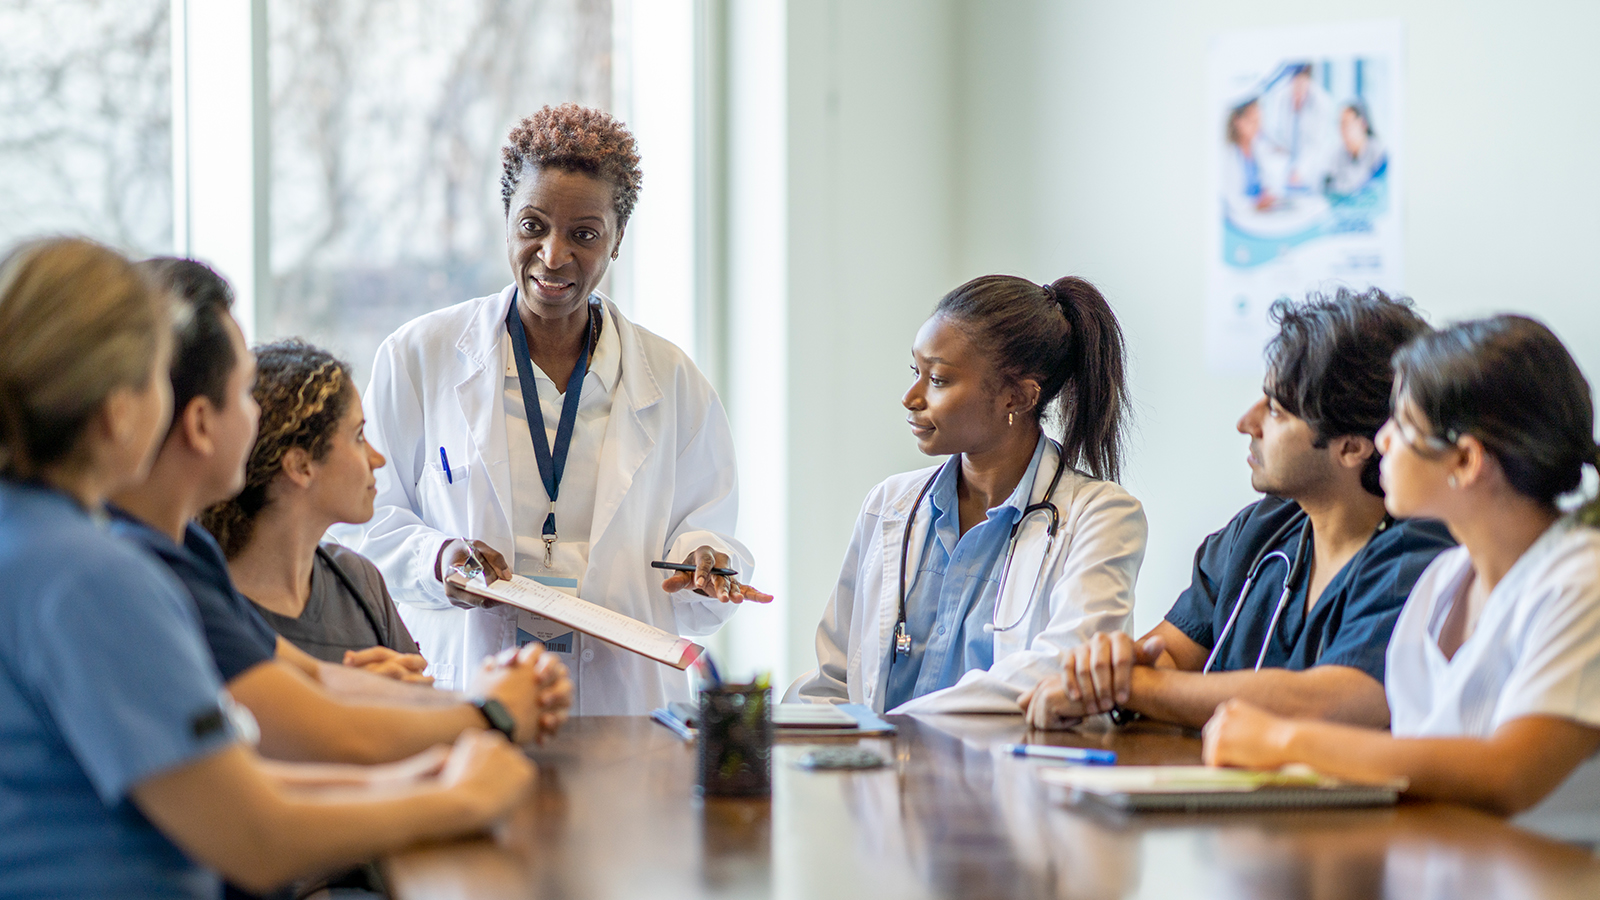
xmin=440 ymin=446 xmax=453 ymax=484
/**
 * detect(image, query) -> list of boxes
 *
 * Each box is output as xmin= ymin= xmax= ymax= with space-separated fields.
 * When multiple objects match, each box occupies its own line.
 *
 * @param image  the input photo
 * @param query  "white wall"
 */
xmin=953 ymin=0 xmax=1600 ymax=634
xmin=774 ymin=0 xmax=960 ymax=687
xmin=766 ymin=0 xmax=1600 ymax=679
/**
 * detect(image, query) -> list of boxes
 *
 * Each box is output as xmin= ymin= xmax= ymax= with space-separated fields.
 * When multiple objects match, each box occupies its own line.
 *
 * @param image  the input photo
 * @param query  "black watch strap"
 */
xmin=1108 ymin=705 xmax=1142 ymax=726
xmin=474 ymin=697 xmax=517 ymax=740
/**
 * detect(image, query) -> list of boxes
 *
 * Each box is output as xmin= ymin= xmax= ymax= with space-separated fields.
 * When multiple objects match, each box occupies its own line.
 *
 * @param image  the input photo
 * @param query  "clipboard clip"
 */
xmin=449 ymin=543 xmax=489 ymax=583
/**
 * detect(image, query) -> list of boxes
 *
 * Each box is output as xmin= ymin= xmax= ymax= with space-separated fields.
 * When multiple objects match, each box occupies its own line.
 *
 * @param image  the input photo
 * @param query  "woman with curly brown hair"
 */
xmin=344 ymin=104 xmax=769 ymax=712
xmin=202 ymin=339 xmax=430 ymax=681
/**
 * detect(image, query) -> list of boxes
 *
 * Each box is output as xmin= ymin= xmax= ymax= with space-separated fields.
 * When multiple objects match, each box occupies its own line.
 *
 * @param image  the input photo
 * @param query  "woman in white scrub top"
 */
xmin=792 ymin=275 xmax=1147 ymax=715
xmin=349 ymin=105 xmax=770 ymax=712
xmin=1203 ymin=315 xmax=1600 ymax=818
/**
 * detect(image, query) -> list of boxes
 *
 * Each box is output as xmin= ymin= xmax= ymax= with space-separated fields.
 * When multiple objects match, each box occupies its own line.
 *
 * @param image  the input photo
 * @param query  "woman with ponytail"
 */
xmin=1205 ymin=315 xmax=1600 ymax=823
xmin=791 ymin=275 xmax=1147 ymax=714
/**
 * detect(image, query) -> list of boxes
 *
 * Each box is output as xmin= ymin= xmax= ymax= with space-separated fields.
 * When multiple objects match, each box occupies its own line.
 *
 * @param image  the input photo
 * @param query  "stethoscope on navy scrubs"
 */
xmin=1202 ymin=509 xmax=1391 ymax=673
xmin=893 ymin=442 xmax=1069 ymax=660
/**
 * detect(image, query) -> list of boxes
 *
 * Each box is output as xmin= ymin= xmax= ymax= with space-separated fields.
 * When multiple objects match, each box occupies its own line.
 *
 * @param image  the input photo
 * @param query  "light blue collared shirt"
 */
xmin=883 ymin=435 xmax=1049 ymax=710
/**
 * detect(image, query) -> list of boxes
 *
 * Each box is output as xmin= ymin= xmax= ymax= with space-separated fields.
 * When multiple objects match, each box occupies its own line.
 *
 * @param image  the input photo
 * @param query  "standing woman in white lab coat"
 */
xmin=348 ymin=104 xmax=770 ymax=713
xmin=792 ymin=275 xmax=1147 ymax=715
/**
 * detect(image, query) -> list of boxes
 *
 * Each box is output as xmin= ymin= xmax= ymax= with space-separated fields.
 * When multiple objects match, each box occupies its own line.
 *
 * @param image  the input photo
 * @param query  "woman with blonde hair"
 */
xmin=0 ymin=237 xmax=533 ymax=898
xmin=204 ymin=339 xmax=428 ymax=681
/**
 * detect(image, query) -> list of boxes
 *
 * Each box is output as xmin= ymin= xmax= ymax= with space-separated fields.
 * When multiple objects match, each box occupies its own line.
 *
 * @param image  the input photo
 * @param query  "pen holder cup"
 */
xmin=696 ymin=683 xmax=772 ymax=797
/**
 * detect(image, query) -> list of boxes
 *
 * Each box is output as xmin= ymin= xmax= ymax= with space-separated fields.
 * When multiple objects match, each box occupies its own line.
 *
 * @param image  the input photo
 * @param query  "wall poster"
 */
xmin=1206 ymin=21 xmax=1404 ymax=372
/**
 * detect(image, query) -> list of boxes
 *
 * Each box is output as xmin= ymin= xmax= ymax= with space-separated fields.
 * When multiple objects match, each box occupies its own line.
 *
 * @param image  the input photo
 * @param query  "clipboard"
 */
xmin=445 ymin=572 xmax=704 ymax=670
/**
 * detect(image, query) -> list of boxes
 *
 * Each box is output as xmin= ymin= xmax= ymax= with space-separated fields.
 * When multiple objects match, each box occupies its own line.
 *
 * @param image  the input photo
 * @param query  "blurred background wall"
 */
xmin=5 ymin=0 xmax=1597 ymax=689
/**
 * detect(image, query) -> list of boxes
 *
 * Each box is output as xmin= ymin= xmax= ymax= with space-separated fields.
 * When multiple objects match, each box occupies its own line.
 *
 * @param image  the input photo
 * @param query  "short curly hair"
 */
xmin=200 ymin=339 xmax=354 ymax=558
xmin=500 ymin=104 xmax=643 ymax=227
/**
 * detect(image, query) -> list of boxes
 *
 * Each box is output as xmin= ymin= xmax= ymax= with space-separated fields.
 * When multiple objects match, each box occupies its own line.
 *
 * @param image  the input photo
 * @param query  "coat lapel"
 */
xmin=588 ymin=299 xmax=661 ymax=549
xmin=867 ymin=467 xmax=941 ymax=704
xmin=455 ymin=287 xmax=517 ymax=544
xmin=993 ymin=441 xmax=1063 ymax=635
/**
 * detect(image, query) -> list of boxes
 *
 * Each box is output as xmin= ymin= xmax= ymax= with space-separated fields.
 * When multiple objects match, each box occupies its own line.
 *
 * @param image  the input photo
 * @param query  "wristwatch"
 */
xmin=1109 ymin=706 xmax=1142 ymax=726
xmin=473 ymin=697 xmax=517 ymax=741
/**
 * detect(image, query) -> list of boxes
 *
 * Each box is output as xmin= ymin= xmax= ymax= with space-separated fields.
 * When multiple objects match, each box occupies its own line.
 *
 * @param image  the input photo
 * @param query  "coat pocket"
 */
xmin=415 ymin=465 xmax=469 ymax=526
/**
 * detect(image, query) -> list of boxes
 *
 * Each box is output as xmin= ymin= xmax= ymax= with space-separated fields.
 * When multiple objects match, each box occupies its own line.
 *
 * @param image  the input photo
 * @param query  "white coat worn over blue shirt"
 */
xmin=792 ymin=439 xmax=1147 ymax=715
xmin=344 ymin=285 xmax=749 ymax=714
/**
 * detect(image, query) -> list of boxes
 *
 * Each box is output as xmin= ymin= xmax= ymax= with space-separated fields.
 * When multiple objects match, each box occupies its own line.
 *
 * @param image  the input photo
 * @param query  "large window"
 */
xmin=0 ymin=0 xmax=172 ymax=254
xmin=265 ymin=0 xmax=613 ymax=383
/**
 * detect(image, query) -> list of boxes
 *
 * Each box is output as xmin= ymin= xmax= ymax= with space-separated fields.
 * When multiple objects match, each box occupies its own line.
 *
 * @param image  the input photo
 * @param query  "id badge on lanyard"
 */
xmin=516 ymin=602 xmax=577 ymax=654
xmin=513 ymin=546 xmax=584 ymax=655
xmin=506 ymin=294 xmax=596 ymax=657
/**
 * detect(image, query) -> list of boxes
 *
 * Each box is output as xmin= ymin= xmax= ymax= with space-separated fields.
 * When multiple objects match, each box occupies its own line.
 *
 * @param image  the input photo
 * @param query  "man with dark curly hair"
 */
xmin=1023 ymin=288 xmax=1455 ymax=731
xmin=347 ymin=104 xmax=771 ymax=715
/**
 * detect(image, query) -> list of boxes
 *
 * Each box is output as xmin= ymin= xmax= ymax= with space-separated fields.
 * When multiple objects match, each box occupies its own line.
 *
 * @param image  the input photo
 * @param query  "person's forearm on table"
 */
xmin=1222 ymin=714 xmax=1600 ymax=816
xmin=1127 ymin=664 xmax=1389 ymax=729
xmin=315 ymin=659 xmax=466 ymax=705
xmin=232 ymin=662 xmax=489 ymax=764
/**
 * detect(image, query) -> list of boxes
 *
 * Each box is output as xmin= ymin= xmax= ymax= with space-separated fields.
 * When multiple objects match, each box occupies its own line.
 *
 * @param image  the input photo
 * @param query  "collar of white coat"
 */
xmin=464 ymin=284 xmax=662 ymax=411
xmin=926 ymin=433 xmax=1049 ymax=523
xmin=881 ymin=436 xmax=1069 ymax=524
xmin=500 ymin=297 xmax=622 ymax=395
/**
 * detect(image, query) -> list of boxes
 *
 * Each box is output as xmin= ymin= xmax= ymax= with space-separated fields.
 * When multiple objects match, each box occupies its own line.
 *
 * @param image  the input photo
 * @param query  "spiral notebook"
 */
xmin=1040 ymin=765 xmax=1406 ymax=813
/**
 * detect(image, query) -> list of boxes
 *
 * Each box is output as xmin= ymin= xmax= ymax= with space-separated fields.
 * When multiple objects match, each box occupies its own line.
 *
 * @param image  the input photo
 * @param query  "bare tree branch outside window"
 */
xmin=267 ymin=0 xmax=613 ymax=385
xmin=0 ymin=0 xmax=172 ymax=255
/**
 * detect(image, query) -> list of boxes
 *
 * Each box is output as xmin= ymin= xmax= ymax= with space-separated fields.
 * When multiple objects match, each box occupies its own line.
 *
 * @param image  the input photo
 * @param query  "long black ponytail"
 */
xmin=933 ymin=274 xmax=1130 ymax=482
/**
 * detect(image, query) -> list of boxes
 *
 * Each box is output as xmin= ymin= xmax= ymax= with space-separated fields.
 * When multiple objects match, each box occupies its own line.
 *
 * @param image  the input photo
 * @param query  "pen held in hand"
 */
xmin=651 ymin=560 xmax=739 ymax=578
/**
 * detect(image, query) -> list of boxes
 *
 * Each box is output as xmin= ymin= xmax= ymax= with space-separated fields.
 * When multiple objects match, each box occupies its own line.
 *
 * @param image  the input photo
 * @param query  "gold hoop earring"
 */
xmin=1008 ymin=412 xmax=1015 ymax=427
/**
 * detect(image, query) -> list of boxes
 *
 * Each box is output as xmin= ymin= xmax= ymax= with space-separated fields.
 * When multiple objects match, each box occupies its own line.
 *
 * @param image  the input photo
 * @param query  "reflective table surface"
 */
xmin=385 ymin=714 xmax=1600 ymax=899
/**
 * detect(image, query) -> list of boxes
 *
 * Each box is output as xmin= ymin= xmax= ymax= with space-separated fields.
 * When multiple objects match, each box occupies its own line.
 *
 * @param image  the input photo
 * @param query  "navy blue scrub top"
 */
xmin=1164 ymin=495 xmax=1455 ymax=682
xmin=110 ymin=508 xmax=280 ymax=682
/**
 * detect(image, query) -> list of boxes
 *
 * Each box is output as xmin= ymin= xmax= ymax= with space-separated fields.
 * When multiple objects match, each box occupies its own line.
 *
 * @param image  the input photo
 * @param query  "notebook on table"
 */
xmin=651 ymin=702 xmax=896 ymax=740
xmin=1039 ymin=765 xmax=1406 ymax=813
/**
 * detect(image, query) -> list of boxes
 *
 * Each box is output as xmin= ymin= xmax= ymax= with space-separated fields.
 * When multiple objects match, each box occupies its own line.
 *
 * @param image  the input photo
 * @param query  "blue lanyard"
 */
xmin=505 ymin=293 xmax=598 ymax=566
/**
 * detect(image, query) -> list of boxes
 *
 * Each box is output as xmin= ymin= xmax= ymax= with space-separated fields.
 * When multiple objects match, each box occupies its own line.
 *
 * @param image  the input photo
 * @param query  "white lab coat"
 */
xmin=344 ymin=285 xmax=749 ymax=713
xmin=791 ymin=441 xmax=1146 ymax=715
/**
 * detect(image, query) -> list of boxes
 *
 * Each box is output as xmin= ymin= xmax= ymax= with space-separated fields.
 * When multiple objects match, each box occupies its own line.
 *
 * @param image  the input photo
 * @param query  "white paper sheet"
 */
xmin=446 ymin=572 xmax=703 ymax=669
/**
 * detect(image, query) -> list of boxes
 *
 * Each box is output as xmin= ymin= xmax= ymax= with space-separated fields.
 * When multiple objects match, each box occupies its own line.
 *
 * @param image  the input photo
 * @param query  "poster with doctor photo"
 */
xmin=1205 ymin=21 xmax=1404 ymax=373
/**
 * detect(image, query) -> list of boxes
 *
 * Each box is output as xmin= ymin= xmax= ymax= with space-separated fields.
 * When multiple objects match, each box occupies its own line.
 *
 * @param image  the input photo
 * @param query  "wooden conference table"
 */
xmin=385 ymin=714 xmax=1600 ymax=900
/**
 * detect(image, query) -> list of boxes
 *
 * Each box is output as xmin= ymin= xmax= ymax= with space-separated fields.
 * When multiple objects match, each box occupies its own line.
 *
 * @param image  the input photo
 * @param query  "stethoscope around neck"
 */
xmin=1203 ymin=512 xmax=1311 ymax=673
xmin=892 ymin=441 xmax=1069 ymax=660
xmin=1202 ymin=509 xmax=1391 ymax=674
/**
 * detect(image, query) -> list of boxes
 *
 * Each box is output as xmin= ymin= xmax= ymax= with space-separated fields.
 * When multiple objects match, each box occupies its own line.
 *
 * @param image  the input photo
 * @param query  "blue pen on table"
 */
xmin=439 ymin=447 xmax=453 ymax=484
xmin=1001 ymin=743 xmax=1117 ymax=765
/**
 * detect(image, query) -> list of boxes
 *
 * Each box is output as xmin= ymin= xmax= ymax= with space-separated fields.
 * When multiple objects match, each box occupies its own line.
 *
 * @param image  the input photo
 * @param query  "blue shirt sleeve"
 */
xmin=1313 ymin=518 xmax=1456 ymax=682
xmin=18 ymin=546 xmax=236 ymax=804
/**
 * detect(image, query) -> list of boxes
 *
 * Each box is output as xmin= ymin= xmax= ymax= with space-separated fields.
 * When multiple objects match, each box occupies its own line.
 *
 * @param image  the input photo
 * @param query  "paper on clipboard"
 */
xmin=445 ymin=572 xmax=705 ymax=670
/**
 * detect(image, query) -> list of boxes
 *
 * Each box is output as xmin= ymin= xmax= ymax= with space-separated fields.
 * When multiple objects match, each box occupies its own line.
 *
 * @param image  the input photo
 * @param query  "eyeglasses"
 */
xmin=1388 ymin=416 xmax=1461 ymax=459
